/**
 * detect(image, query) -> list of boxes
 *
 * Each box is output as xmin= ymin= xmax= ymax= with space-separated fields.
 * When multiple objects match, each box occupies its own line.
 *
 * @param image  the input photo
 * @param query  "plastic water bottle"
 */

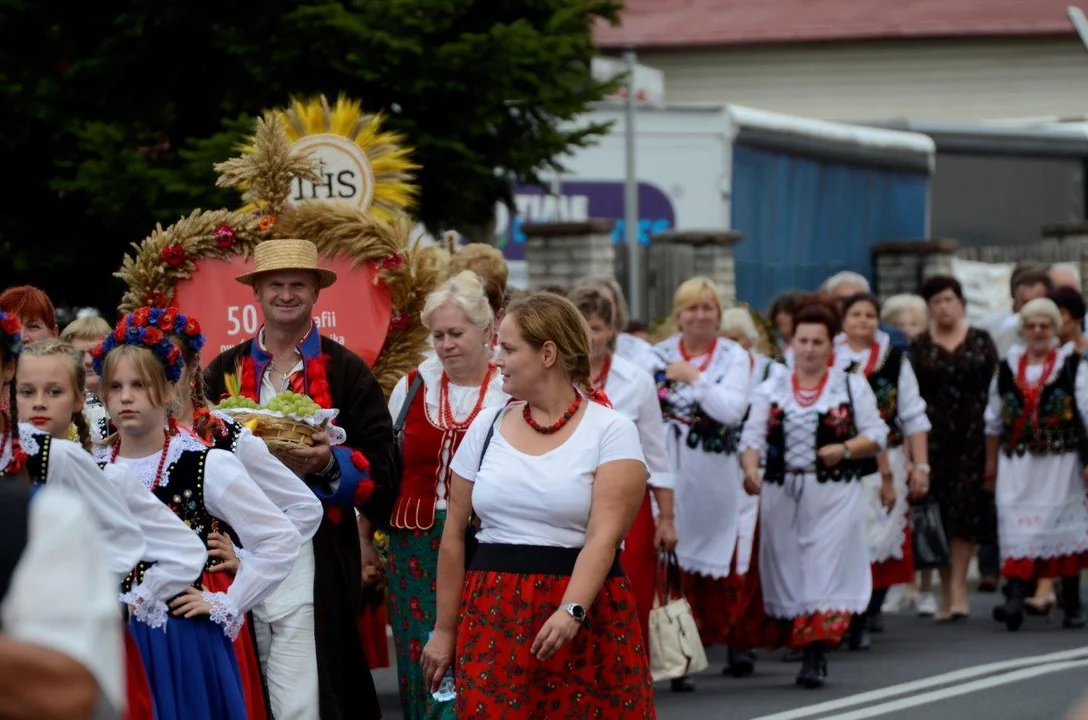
xmin=428 ymin=631 xmax=456 ymax=702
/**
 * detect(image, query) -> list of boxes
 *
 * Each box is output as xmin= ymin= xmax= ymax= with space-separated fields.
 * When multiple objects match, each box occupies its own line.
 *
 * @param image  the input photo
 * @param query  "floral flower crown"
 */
xmin=0 ymin=311 xmax=21 ymax=361
xmin=93 ymin=306 xmax=204 ymax=384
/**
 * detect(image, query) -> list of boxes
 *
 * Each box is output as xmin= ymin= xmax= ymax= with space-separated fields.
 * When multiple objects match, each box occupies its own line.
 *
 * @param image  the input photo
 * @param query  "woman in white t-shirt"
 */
xmin=421 ymin=292 xmax=656 ymax=719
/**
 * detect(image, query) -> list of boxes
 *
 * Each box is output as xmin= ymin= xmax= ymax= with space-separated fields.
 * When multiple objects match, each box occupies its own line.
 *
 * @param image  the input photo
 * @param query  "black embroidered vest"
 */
xmin=848 ymin=348 xmax=905 ymax=450
xmin=0 ymin=430 xmax=51 ymax=483
xmin=763 ymin=378 xmax=869 ymax=485
xmin=996 ymin=354 xmax=1087 ymax=460
xmin=120 ymin=448 xmax=217 ymax=593
xmin=207 ymin=419 xmax=245 ymax=549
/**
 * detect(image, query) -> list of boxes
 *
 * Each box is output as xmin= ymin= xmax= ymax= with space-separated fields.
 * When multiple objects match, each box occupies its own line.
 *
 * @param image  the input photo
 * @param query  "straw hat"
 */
xmin=236 ymin=239 xmax=337 ymax=288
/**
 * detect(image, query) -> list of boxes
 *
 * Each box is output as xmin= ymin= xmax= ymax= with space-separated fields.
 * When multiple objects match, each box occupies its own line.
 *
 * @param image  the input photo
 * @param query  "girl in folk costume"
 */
xmin=0 ymin=313 xmax=146 ymax=579
xmin=0 ymin=312 xmax=143 ymax=716
xmin=165 ymin=309 xmax=324 ymax=720
xmin=15 ymin=339 xmax=207 ymax=720
xmin=648 ymin=277 xmax=751 ymax=693
xmin=93 ymin=308 xmax=303 ymax=720
xmin=985 ymin=298 xmax=1088 ymax=631
xmin=740 ymin=299 xmax=889 ymax=689
xmin=60 ymin=315 xmax=114 ymax=443
xmin=833 ymin=293 xmax=931 ymax=648
xmin=422 ymin=293 xmax=656 ymax=719
xmin=386 ymin=271 xmax=508 ymax=719
xmin=569 ymin=287 xmax=678 ymax=658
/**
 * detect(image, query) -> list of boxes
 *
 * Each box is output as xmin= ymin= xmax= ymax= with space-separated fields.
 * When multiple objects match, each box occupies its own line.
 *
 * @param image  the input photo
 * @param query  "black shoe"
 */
xmin=1061 ymin=576 xmax=1086 ymax=629
xmin=847 ymin=615 xmax=871 ymax=651
xmin=867 ymin=611 xmax=885 ymax=634
xmin=978 ymin=576 xmax=999 ymax=593
xmin=795 ymin=643 xmax=827 ymax=689
xmin=725 ymin=649 xmax=756 ymax=678
xmin=670 ymin=676 xmax=696 ymax=692
xmin=993 ymin=579 xmax=1025 ymax=631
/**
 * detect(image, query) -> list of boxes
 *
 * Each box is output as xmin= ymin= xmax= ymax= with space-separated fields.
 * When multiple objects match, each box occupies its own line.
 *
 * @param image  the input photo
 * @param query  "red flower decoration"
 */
xmin=353 ymin=478 xmax=375 ymax=507
xmin=113 ymin=325 xmax=127 ymax=342
xmin=0 ymin=315 xmax=19 ymax=335
xmin=258 ymin=215 xmax=276 ymax=232
xmin=167 ymin=345 xmax=181 ymax=363
xmin=379 ymin=253 xmax=405 ymax=270
xmin=158 ymin=309 xmax=178 ymax=331
xmin=132 ymin=307 xmax=151 ymax=327
xmin=144 ymin=290 xmax=168 ymax=308
xmin=389 ymin=314 xmax=411 ymax=331
xmin=214 ymin=223 xmax=236 ymax=249
xmin=325 ymin=506 xmax=343 ymax=525
xmin=143 ymin=327 xmax=164 ymax=345
xmin=349 ymin=450 xmax=370 ymax=472
xmin=183 ymin=317 xmax=201 ymax=336
xmin=162 ymin=243 xmax=186 ymax=267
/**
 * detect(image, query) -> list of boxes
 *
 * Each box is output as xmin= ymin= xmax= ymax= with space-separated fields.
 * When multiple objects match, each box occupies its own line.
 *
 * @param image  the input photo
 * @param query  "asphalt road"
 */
xmin=374 ymin=590 xmax=1088 ymax=719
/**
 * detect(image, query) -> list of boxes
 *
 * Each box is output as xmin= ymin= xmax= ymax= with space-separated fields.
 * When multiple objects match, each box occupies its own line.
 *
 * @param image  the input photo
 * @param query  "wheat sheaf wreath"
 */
xmin=115 ymin=108 xmax=445 ymax=397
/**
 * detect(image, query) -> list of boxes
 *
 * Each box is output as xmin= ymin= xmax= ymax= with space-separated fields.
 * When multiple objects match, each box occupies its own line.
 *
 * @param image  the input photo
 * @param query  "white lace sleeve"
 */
xmin=896 ymin=358 xmax=931 ymax=436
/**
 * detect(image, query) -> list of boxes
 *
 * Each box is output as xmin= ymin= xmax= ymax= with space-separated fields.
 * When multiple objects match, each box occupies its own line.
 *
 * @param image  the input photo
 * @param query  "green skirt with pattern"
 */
xmin=387 ymin=510 xmax=457 ymax=720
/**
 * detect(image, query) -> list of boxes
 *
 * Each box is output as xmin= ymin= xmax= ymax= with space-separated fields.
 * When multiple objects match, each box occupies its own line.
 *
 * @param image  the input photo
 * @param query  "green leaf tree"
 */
xmin=0 ymin=0 xmax=621 ymax=312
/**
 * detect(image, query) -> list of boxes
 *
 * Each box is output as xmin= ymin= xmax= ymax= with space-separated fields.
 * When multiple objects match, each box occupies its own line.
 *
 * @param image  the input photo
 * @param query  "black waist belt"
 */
xmin=470 ymin=543 xmax=624 ymax=578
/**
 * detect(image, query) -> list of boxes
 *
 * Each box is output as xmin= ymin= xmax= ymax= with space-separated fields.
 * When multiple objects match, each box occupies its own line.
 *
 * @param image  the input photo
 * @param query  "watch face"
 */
xmin=569 ymin=604 xmax=586 ymax=621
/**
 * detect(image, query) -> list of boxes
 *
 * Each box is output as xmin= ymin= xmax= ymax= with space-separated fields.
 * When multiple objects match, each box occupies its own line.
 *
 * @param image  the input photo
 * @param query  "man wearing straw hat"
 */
xmin=206 ymin=238 xmax=394 ymax=720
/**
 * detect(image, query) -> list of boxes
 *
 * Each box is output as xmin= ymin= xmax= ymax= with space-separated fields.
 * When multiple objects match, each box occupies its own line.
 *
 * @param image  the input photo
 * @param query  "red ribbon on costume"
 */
xmin=1009 ymin=349 xmax=1058 ymax=448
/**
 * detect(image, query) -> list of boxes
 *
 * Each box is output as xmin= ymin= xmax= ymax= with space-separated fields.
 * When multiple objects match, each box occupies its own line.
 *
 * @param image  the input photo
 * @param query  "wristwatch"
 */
xmin=561 ymin=603 xmax=587 ymax=623
xmin=842 ymin=443 xmax=853 ymax=460
xmin=915 ymin=462 xmax=931 ymax=475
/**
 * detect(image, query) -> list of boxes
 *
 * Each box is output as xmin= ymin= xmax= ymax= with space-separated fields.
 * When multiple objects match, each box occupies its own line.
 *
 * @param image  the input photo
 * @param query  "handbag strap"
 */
xmin=655 ymin=550 xmax=684 ymax=604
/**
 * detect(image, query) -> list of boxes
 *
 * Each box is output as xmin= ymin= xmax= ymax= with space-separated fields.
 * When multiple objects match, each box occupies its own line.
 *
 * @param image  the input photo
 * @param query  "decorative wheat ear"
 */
xmin=214 ymin=114 xmax=322 ymax=217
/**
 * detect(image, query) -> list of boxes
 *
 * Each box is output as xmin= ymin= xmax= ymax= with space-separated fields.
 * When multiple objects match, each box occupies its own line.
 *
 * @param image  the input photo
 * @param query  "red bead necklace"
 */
xmin=439 ymin=366 xmax=494 ymax=432
xmin=792 ymin=371 xmax=830 ymax=408
xmin=1015 ymin=349 xmax=1058 ymax=424
xmin=593 ymin=352 xmax=613 ymax=390
xmin=110 ymin=429 xmax=172 ymax=491
xmin=523 ymin=393 xmax=583 ymax=435
xmin=679 ymin=337 xmax=718 ymax=372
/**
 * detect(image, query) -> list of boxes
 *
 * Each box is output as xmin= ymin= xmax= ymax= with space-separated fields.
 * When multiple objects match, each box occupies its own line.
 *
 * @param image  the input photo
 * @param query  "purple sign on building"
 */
xmin=494 ymin=181 xmax=677 ymax=262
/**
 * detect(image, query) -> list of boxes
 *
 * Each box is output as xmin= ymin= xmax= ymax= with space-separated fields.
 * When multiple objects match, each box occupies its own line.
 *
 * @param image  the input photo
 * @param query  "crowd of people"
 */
xmin=0 ymin=241 xmax=1086 ymax=719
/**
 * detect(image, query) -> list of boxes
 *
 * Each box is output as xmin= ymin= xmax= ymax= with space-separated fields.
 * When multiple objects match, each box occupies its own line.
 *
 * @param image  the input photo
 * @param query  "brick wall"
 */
xmin=522 ymin=220 xmax=617 ymax=291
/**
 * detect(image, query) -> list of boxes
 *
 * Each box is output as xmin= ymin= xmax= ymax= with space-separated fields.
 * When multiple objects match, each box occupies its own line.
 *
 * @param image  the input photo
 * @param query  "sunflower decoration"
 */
xmin=114 ymin=98 xmax=446 ymax=398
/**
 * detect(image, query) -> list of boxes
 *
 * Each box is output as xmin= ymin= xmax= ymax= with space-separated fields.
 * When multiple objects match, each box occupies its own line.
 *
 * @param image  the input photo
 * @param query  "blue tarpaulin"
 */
xmin=730 ymin=143 xmax=929 ymax=312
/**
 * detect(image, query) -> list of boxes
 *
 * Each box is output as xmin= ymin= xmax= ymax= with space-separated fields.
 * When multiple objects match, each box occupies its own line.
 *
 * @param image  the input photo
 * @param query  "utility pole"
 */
xmin=623 ymin=46 xmax=642 ymax=319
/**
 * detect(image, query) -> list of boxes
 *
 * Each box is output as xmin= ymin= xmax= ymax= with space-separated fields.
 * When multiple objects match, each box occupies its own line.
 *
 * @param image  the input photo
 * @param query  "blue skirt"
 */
xmin=128 ymin=615 xmax=246 ymax=720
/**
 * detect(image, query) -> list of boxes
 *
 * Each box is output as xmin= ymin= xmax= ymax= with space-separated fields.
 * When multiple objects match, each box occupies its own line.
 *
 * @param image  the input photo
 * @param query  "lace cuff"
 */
xmin=202 ymin=591 xmax=243 ymax=640
xmin=232 ymin=544 xmax=249 ymax=564
xmin=120 ymin=584 xmax=169 ymax=630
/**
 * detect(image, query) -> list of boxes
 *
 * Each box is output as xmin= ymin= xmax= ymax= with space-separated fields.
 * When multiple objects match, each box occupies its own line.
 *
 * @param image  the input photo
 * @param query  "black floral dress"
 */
xmin=910 ymin=327 xmax=998 ymax=542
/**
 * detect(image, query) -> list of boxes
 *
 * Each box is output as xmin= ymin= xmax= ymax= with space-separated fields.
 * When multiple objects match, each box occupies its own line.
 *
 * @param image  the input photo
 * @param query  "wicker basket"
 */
xmin=228 ymin=412 xmax=321 ymax=451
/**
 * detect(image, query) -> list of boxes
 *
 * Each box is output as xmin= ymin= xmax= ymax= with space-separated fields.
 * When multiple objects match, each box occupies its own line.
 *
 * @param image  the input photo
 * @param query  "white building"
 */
xmin=595 ymin=0 xmax=1088 ymax=123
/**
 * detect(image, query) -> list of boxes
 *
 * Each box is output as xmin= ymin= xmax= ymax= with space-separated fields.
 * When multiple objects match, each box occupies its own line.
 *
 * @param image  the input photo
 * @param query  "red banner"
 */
xmin=173 ymin=255 xmax=392 ymax=366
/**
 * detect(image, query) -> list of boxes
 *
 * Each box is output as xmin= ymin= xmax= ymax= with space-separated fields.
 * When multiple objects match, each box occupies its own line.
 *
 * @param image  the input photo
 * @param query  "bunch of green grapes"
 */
xmin=266 ymin=391 xmax=321 ymax=418
xmin=215 ymin=396 xmax=260 ymax=410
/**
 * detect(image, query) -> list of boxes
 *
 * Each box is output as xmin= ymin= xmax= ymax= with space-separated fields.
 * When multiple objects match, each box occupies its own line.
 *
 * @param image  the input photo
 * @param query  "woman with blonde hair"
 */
xmin=985 ymin=297 xmax=1088 ymax=631
xmin=650 ymin=276 xmax=751 ymax=691
xmin=387 ymin=271 xmax=508 ymax=719
xmin=421 ymin=292 xmax=654 ymax=718
xmin=882 ymin=294 xmax=929 ymax=340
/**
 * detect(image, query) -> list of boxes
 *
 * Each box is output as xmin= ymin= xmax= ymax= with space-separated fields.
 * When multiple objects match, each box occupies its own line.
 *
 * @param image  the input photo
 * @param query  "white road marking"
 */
xmin=750 ymin=646 xmax=1088 ymax=720
xmin=820 ymin=658 xmax=1088 ymax=719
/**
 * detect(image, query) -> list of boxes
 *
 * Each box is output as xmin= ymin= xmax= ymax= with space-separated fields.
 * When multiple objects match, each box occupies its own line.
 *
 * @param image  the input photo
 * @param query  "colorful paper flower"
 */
xmin=143 ymin=290 xmax=168 ymax=308
xmin=214 ymin=223 xmax=236 ymax=249
xmin=162 ymin=243 xmax=187 ymax=267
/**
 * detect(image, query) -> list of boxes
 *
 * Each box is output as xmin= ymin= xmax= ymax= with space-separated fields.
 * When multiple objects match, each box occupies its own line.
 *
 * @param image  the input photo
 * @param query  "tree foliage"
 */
xmin=0 ymin=0 xmax=621 ymax=310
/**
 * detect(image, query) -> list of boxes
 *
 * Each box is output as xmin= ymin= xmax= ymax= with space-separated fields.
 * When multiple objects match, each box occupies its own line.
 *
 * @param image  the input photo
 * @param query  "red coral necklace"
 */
xmin=110 ymin=429 xmax=172 ymax=491
xmin=679 ymin=338 xmax=717 ymax=372
xmin=792 ymin=371 xmax=829 ymax=408
xmin=439 ymin=366 xmax=494 ymax=432
xmin=523 ymin=394 xmax=583 ymax=435
xmin=593 ymin=352 xmax=613 ymax=390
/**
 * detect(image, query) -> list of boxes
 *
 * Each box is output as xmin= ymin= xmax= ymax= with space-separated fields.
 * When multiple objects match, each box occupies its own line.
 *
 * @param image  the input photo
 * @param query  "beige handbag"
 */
xmin=648 ymin=551 xmax=708 ymax=682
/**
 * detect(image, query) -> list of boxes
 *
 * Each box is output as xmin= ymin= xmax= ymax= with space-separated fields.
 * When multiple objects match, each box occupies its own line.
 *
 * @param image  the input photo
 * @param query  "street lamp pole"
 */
xmin=623 ymin=46 xmax=642 ymax=320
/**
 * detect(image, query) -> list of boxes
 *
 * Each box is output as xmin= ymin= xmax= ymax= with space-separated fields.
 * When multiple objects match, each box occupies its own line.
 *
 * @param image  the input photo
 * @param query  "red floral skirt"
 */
xmin=872 ymin=523 xmax=915 ymax=589
xmin=620 ymin=490 xmax=656 ymax=653
xmin=202 ymin=570 xmax=268 ymax=720
xmin=1002 ymin=552 xmax=1088 ymax=580
xmin=358 ymin=602 xmax=390 ymax=669
xmin=456 ymin=569 xmax=656 ymax=719
xmin=123 ymin=624 xmax=155 ymax=720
